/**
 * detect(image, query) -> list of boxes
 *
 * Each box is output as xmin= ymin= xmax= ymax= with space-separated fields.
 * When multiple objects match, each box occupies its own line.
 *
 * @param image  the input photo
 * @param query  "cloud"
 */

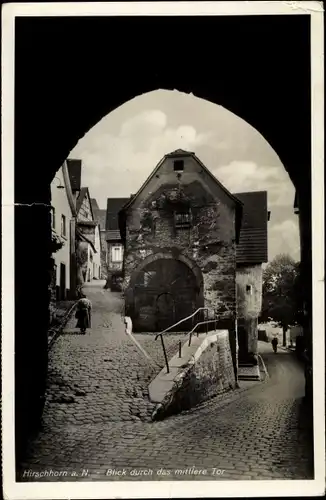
xmin=71 ymin=108 xmax=214 ymax=203
xmin=212 ymin=161 xmax=295 ymax=206
xmin=270 ymin=219 xmax=299 ymax=237
xmin=120 ymin=110 xmax=167 ymax=140
xmin=162 ymin=125 xmax=213 ymax=152
xmin=269 ymin=219 xmax=300 ymax=261
xmin=122 ymin=109 xmax=167 ymax=131
xmin=118 ymin=111 xmax=213 ymax=154
xmin=211 ymin=161 xmax=299 ymax=260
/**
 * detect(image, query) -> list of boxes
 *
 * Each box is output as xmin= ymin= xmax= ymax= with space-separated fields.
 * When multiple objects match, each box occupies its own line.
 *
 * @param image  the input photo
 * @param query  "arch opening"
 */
xmin=13 ymin=15 xmax=313 ymax=464
xmin=127 ymin=257 xmax=204 ymax=333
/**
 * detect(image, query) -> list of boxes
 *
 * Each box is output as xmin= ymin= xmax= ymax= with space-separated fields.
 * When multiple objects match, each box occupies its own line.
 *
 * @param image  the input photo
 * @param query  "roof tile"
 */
xmin=106 ymin=229 xmax=122 ymax=241
xmin=235 ymin=191 xmax=268 ymax=264
xmin=106 ymin=198 xmax=129 ymax=230
xmin=93 ymin=208 xmax=107 ymax=230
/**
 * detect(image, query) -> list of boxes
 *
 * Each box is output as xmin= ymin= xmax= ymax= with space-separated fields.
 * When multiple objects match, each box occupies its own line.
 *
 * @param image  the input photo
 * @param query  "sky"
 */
xmin=69 ymin=89 xmax=300 ymax=262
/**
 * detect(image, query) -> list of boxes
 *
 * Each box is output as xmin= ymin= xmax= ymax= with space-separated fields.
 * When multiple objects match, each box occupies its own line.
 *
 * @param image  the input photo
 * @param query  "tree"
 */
xmin=260 ymin=254 xmax=301 ymax=346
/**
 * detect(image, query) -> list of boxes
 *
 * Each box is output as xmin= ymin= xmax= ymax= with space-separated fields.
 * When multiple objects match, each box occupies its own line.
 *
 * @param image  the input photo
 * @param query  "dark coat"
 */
xmin=75 ymin=298 xmax=92 ymax=329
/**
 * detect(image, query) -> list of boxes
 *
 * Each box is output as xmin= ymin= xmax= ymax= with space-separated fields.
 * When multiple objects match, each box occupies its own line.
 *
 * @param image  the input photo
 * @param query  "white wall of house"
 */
xmin=77 ymin=192 xmax=102 ymax=281
xmin=50 ymin=168 xmax=72 ymax=295
xmin=84 ymin=241 xmax=101 ymax=282
xmin=81 ymin=227 xmax=101 ymax=282
xmin=93 ymin=224 xmax=101 ymax=279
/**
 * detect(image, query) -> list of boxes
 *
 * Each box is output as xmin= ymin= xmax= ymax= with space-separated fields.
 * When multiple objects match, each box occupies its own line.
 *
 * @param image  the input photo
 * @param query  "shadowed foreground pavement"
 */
xmin=18 ymin=282 xmax=313 ymax=481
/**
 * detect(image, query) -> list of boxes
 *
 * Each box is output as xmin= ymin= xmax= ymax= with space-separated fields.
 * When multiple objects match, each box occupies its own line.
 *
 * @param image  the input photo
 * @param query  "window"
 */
xmin=246 ymin=285 xmax=252 ymax=294
xmin=173 ymin=160 xmax=184 ymax=172
xmin=112 ymin=245 xmax=122 ymax=263
xmin=61 ymin=214 xmax=66 ymax=237
xmin=174 ymin=211 xmax=191 ymax=229
xmin=51 ymin=207 xmax=56 ymax=229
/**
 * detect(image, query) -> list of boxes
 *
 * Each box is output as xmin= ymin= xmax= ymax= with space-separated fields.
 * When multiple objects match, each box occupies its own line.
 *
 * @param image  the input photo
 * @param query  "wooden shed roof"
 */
xmin=235 ymin=191 xmax=268 ymax=264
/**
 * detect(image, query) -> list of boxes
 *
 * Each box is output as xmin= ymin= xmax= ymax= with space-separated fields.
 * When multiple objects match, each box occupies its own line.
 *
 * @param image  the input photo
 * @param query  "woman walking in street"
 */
xmin=271 ymin=335 xmax=278 ymax=353
xmin=75 ymin=294 xmax=92 ymax=334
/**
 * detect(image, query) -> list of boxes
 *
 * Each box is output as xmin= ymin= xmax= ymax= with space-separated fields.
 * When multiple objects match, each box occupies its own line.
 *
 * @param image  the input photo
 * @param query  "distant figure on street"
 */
xmin=271 ymin=336 xmax=278 ymax=353
xmin=75 ymin=295 xmax=92 ymax=334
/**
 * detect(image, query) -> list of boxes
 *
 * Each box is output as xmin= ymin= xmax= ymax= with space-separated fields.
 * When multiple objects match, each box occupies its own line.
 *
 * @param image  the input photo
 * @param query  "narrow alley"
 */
xmin=18 ymin=282 xmax=313 ymax=481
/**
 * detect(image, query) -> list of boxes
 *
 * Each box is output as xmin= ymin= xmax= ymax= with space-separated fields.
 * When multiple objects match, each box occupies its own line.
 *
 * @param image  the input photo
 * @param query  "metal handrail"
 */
xmin=188 ymin=319 xmax=218 ymax=346
xmin=155 ymin=307 xmax=211 ymax=374
xmin=154 ymin=307 xmax=208 ymax=340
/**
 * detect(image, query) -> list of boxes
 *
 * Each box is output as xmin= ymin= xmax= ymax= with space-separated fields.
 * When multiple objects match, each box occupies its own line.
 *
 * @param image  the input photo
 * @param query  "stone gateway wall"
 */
xmin=236 ymin=264 xmax=263 ymax=319
xmin=152 ymin=331 xmax=236 ymax=420
xmin=236 ymin=264 xmax=263 ymax=362
xmin=123 ymin=175 xmax=238 ymax=331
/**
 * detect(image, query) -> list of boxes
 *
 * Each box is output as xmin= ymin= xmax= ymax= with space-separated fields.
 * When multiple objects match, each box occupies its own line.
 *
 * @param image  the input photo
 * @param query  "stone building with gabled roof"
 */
xmin=118 ymin=149 xmax=269 ymax=376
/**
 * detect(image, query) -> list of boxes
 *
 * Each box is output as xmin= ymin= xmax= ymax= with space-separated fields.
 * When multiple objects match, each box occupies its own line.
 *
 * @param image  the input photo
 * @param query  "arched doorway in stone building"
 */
xmin=156 ymin=292 xmax=176 ymax=332
xmin=130 ymin=256 xmax=204 ymax=332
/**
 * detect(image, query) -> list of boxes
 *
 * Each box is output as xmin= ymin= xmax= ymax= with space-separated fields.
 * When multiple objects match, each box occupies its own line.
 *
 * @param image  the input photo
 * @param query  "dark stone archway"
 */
xmin=126 ymin=254 xmax=204 ymax=332
xmin=128 ymin=252 xmax=204 ymax=291
xmin=14 ymin=15 xmax=312 ymax=459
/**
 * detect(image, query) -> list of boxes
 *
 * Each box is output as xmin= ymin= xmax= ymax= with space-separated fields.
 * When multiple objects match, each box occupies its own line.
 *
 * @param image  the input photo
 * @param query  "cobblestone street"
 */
xmin=18 ymin=282 xmax=313 ymax=481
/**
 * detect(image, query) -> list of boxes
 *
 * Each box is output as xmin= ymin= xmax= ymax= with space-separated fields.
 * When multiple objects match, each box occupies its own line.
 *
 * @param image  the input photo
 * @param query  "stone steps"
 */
xmin=238 ymin=364 xmax=261 ymax=381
